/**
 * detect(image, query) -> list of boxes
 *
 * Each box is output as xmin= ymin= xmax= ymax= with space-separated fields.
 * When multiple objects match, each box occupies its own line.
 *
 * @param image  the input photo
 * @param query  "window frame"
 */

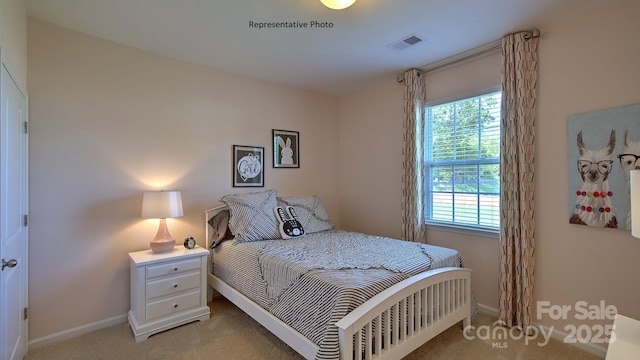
xmin=423 ymin=86 xmax=502 ymax=237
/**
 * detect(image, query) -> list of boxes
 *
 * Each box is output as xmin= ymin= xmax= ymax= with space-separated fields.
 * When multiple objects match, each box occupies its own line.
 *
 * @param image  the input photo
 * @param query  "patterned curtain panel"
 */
xmin=401 ymin=69 xmax=427 ymax=243
xmin=499 ymin=31 xmax=538 ymax=332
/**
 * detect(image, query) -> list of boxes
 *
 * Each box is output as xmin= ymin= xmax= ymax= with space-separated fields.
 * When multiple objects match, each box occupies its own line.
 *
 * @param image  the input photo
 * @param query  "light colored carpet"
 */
xmin=25 ymin=296 xmax=603 ymax=360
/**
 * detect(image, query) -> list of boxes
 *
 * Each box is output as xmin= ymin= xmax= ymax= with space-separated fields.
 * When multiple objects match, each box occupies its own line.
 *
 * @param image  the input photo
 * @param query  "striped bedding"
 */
xmin=212 ymin=230 xmax=466 ymax=360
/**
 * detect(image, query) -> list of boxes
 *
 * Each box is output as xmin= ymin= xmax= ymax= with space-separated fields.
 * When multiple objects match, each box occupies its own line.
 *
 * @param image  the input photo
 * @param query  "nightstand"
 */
xmin=606 ymin=314 xmax=640 ymax=359
xmin=128 ymin=246 xmax=210 ymax=342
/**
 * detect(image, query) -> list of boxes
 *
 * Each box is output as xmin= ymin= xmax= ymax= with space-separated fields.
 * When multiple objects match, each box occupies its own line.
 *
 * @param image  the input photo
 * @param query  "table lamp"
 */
xmin=141 ymin=190 xmax=184 ymax=252
xmin=631 ymin=170 xmax=640 ymax=238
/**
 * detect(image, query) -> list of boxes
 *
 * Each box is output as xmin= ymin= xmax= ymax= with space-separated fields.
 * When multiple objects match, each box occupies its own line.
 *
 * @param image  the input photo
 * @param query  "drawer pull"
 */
xmin=173 ymin=304 xmax=178 ymax=308
xmin=173 ymin=283 xmax=178 ymax=289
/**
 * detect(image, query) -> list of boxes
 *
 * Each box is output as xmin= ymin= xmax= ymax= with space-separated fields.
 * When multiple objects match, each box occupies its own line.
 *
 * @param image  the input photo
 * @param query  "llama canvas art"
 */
xmin=569 ymin=130 xmax=617 ymax=227
xmin=568 ymin=103 xmax=640 ymax=231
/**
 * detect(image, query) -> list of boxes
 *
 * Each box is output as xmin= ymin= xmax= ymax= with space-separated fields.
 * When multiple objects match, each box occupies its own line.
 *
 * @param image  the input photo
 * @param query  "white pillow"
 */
xmin=277 ymin=196 xmax=334 ymax=234
xmin=222 ymin=189 xmax=281 ymax=243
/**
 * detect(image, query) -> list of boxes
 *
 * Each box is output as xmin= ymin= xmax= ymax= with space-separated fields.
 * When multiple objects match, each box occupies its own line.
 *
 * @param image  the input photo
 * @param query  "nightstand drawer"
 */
xmin=146 ymin=289 xmax=201 ymax=321
xmin=146 ymin=271 xmax=201 ymax=300
xmin=146 ymin=258 xmax=201 ymax=279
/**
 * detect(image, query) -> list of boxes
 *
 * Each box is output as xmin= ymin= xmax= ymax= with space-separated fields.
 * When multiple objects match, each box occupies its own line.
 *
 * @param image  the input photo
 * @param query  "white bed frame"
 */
xmin=205 ymin=203 xmax=472 ymax=360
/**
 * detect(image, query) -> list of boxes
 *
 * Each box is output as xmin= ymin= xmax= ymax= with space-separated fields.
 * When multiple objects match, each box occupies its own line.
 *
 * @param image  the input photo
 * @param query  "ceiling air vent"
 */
xmin=387 ymin=34 xmax=424 ymax=51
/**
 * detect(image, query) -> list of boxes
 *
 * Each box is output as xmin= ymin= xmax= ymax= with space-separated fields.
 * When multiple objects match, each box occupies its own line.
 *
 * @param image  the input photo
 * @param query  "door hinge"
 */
xmin=24 ymin=121 xmax=28 ymax=134
xmin=23 ymin=214 xmax=28 ymax=227
xmin=24 ymin=307 xmax=28 ymax=320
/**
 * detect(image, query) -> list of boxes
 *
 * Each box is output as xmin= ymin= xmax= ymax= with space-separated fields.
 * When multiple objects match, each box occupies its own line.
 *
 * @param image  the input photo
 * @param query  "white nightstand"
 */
xmin=128 ymin=246 xmax=210 ymax=342
xmin=606 ymin=314 xmax=640 ymax=359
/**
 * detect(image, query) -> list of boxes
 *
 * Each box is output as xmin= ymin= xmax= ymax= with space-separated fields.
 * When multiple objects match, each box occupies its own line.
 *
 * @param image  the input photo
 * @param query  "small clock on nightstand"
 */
xmin=183 ymin=235 xmax=196 ymax=249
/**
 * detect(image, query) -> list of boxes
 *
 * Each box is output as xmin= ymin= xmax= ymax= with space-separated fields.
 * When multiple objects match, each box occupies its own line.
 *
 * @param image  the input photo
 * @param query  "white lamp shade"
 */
xmin=631 ymin=170 xmax=640 ymax=238
xmin=320 ymin=0 xmax=356 ymax=10
xmin=141 ymin=191 xmax=184 ymax=219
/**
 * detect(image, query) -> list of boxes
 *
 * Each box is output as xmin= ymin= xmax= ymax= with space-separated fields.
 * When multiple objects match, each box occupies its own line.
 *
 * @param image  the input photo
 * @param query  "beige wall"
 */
xmin=27 ymin=18 xmax=339 ymax=340
xmin=339 ymin=0 xmax=640 ymax=351
xmin=337 ymin=80 xmax=404 ymax=239
xmin=0 ymin=0 xmax=27 ymax=86
xmin=535 ymin=0 xmax=640 ymax=335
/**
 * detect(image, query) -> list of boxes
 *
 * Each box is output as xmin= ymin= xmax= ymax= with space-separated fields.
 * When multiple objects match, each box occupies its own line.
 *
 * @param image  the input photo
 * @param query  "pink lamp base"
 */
xmin=149 ymin=218 xmax=176 ymax=253
xmin=150 ymin=238 xmax=175 ymax=253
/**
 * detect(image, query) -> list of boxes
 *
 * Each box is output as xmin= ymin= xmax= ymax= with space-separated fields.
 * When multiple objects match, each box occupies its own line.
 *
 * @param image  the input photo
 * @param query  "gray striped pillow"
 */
xmin=222 ymin=190 xmax=281 ymax=244
xmin=277 ymin=196 xmax=334 ymax=234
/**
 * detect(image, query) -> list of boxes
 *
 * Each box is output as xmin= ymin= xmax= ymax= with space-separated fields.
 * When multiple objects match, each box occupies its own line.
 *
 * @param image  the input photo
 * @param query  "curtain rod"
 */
xmin=397 ymin=28 xmax=540 ymax=83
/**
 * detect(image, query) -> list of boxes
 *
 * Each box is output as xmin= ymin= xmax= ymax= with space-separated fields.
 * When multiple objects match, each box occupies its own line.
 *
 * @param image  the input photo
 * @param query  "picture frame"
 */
xmin=232 ymin=145 xmax=264 ymax=187
xmin=272 ymin=129 xmax=300 ymax=168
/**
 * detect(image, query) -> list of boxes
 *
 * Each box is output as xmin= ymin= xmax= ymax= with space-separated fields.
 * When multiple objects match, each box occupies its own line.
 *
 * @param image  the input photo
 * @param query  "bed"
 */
xmin=205 ymin=190 xmax=473 ymax=360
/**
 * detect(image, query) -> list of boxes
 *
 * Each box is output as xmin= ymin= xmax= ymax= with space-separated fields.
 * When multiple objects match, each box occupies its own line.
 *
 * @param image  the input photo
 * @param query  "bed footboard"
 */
xmin=335 ymin=267 xmax=472 ymax=360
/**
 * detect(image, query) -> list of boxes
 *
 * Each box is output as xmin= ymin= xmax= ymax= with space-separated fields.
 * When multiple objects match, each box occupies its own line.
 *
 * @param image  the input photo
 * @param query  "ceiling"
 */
xmin=24 ymin=0 xmax=609 ymax=96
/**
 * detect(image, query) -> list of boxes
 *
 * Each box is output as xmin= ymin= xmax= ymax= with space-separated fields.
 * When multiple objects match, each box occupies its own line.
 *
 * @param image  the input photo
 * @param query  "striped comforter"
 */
xmin=212 ymin=230 xmax=464 ymax=360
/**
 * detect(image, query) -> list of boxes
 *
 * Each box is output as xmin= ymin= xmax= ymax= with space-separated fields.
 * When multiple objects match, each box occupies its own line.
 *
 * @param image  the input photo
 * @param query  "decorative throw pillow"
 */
xmin=277 ymin=196 xmax=334 ymax=234
xmin=273 ymin=206 xmax=305 ymax=239
xmin=222 ymin=189 xmax=281 ymax=243
xmin=207 ymin=209 xmax=233 ymax=248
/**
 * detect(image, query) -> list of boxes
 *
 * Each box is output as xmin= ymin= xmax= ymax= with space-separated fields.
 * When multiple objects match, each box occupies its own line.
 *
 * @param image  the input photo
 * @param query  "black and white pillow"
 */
xmin=222 ymin=189 xmax=281 ymax=244
xmin=277 ymin=196 xmax=334 ymax=234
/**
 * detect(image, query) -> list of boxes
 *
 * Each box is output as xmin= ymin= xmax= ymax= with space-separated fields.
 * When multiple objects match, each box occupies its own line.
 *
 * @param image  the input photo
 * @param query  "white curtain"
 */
xmin=401 ymin=69 xmax=427 ymax=243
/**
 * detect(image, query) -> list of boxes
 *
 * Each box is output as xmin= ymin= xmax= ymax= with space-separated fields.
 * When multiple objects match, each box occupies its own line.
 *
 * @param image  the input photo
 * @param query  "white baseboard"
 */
xmin=476 ymin=304 xmax=607 ymax=359
xmin=28 ymin=313 xmax=128 ymax=350
xmin=477 ymin=303 xmax=498 ymax=317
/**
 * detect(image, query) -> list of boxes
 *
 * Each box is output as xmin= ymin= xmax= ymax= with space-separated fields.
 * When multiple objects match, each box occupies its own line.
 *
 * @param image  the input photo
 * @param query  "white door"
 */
xmin=0 ymin=53 xmax=28 ymax=360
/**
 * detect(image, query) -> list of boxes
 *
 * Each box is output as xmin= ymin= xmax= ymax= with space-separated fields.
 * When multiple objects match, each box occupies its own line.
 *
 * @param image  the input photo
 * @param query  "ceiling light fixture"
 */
xmin=320 ymin=0 xmax=356 ymax=10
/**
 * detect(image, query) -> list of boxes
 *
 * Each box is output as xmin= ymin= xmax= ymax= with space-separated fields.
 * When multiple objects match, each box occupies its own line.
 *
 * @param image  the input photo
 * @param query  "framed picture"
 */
xmin=273 ymin=129 xmax=300 ymax=168
xmin=232 ymin=145 xmax=264 ymax=187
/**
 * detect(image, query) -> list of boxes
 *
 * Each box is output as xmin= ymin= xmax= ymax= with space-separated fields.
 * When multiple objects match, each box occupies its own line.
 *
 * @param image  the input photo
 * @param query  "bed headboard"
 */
xmin=204 ymin=201 xmax=229 ymax=250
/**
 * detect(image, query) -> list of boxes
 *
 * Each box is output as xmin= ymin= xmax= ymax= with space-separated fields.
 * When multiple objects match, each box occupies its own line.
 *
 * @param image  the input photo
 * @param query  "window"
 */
xmin=424 ymin=91 xmax=501 ymax=231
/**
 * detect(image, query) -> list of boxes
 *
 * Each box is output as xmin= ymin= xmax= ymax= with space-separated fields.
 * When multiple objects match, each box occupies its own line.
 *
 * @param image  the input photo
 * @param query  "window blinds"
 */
xmin=425 ymin=91 xmax=501 ymax=229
